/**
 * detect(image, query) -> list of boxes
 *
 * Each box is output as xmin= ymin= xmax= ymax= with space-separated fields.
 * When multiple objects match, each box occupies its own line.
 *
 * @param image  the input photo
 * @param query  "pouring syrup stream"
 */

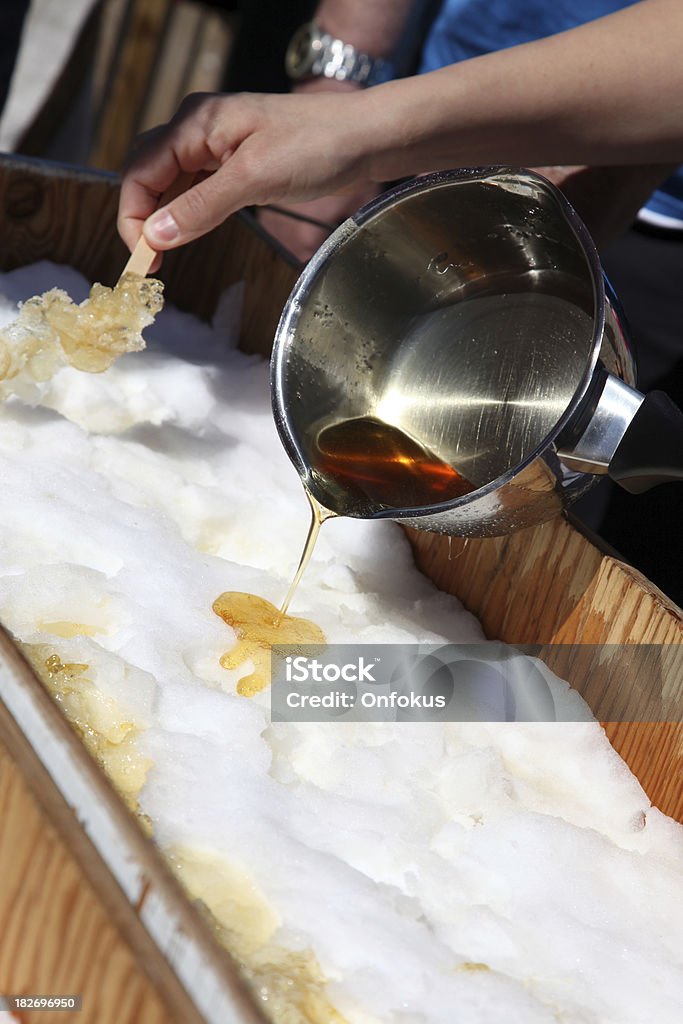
xmin=214 ymin=417 xmax=475 ymax=693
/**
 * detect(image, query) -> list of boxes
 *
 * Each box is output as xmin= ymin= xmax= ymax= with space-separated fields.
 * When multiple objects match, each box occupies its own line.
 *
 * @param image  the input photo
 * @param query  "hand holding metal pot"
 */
xmin=272 ymin=169 xmax=683 ymax=537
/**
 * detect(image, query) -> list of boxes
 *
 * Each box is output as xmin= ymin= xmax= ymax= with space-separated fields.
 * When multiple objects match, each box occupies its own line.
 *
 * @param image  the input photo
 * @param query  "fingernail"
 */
xmin=146 ymin=210 xmax=178 ymax=244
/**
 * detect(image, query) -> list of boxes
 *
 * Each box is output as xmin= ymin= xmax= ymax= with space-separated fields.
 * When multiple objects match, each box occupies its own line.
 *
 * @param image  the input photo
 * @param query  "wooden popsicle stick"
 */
xmin=122 ymin=171 xmax=196 ymax=279
xmin=123 ymin=235 xmax=158 ymax=278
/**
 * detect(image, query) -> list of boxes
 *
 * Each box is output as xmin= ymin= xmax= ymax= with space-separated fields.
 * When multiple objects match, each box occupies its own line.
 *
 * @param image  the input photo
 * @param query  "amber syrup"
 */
xmin=313 ymin=416 xmax=475 ymax=514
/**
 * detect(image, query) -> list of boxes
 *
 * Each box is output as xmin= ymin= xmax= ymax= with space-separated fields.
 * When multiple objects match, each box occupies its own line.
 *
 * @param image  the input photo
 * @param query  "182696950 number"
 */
xmin=1 ymin=994 xmax=82 ymax=1011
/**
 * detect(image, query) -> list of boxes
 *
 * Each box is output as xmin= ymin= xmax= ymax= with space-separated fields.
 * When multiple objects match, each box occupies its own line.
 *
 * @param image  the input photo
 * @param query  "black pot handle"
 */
xmin=609 ymin=390 xmax=683 ymax=494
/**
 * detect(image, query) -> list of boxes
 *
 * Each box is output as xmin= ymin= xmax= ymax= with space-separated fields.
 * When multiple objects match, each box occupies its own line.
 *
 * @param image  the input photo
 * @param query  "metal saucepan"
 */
xmin=271 ymin=168 xmax=683 ymax=537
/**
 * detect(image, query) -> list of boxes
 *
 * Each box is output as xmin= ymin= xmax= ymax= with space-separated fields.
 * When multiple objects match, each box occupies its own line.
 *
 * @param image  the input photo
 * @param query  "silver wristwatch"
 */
xmin=285 ymin=21 xmax=394 ymax=86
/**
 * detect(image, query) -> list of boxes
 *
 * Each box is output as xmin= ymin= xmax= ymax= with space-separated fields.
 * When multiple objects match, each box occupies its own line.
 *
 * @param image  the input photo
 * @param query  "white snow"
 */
xmin=0 ymin=262 xmax=680 ymax=1024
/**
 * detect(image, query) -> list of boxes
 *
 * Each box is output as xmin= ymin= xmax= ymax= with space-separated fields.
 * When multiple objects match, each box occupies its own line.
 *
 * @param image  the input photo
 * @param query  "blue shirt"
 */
xmin=418 ymin=0 xmax=682 ymax=225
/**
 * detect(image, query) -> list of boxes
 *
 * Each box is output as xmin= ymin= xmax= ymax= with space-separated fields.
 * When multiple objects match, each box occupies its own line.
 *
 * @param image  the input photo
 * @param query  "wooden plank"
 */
xmin=0 ymin=713 xmax=189 ymax=1024
xmin=91 ymin=0 xmax=132 ymax=121
xmin=602 ymin=722 xmax=683 ymax=822
xmin=183 ymin=8 xmax=237 ymax=97
xmin=138 ymin=2 xmax=204 ymax=134
xmin=90 ymin=0 xmax=173 ymax=170
xmin=92 ymin=1 xmax=236 ymax=166
xmin=0 ymin=159 xmax=127 ymax=284
xmin=407 ymin=517 xmax=683 ymax=645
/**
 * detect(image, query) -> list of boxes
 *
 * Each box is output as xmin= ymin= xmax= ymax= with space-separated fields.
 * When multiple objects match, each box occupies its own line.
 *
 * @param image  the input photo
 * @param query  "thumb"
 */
xmin=143 ymin=169 xmax=243 ymax=249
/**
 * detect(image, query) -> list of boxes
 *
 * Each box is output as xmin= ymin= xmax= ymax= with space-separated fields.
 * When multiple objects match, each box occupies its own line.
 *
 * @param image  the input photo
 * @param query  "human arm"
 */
xmin=118 ymin=0 xmax=683 ymax=253
xmin=364 ymin=0 xmax=683 ymax=179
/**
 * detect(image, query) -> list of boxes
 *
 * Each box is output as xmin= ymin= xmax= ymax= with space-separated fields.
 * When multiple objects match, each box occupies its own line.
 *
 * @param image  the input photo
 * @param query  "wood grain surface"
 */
xmin=0 ymin=708 xmax=185 ymax=1024
xmin=407 ymin=516 xmax=683 ymax=645
xmin=89 ymin=0 xmax=173 ymax=171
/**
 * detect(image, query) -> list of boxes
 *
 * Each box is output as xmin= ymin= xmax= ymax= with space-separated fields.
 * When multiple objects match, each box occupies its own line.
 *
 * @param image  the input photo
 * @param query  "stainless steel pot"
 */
xmin=271 ymin=168 xmax=683 ymax=537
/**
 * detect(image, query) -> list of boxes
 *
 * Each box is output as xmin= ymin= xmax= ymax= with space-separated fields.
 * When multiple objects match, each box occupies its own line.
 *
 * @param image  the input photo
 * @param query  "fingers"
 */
xmin=118 ymin=142 xmax=213 ymax=253
xmin=118 ymin=94 xmax=241 ymax=253
xmin=143 ymin=160 xmax=250 ymax=249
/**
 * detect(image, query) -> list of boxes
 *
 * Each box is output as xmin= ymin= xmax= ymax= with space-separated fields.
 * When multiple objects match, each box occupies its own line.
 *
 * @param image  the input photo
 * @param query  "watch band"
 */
xmin=286 ymin=21 xmax=394 ymax=87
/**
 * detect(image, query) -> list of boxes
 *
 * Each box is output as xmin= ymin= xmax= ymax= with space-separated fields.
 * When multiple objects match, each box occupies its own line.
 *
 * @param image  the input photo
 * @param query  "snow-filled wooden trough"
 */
xmin=0 ymin=155 xmax=681 ymax=1024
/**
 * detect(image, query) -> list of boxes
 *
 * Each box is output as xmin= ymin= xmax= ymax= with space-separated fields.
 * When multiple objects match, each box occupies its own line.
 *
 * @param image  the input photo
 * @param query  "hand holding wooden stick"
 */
xmin=123 ymin=172 xmax=196 ymax=277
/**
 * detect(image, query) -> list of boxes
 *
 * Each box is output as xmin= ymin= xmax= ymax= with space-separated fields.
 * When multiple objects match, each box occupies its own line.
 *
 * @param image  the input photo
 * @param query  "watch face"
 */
xmin=286 ymin=23 xmax=320 ymax=79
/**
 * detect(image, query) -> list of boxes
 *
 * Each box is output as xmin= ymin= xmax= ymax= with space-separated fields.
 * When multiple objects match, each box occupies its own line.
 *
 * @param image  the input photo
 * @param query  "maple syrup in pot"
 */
xmin=310 ymin=415 xmax=475 ymax=516
xmin=282 ymin=415 xmax=475 ymax=613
